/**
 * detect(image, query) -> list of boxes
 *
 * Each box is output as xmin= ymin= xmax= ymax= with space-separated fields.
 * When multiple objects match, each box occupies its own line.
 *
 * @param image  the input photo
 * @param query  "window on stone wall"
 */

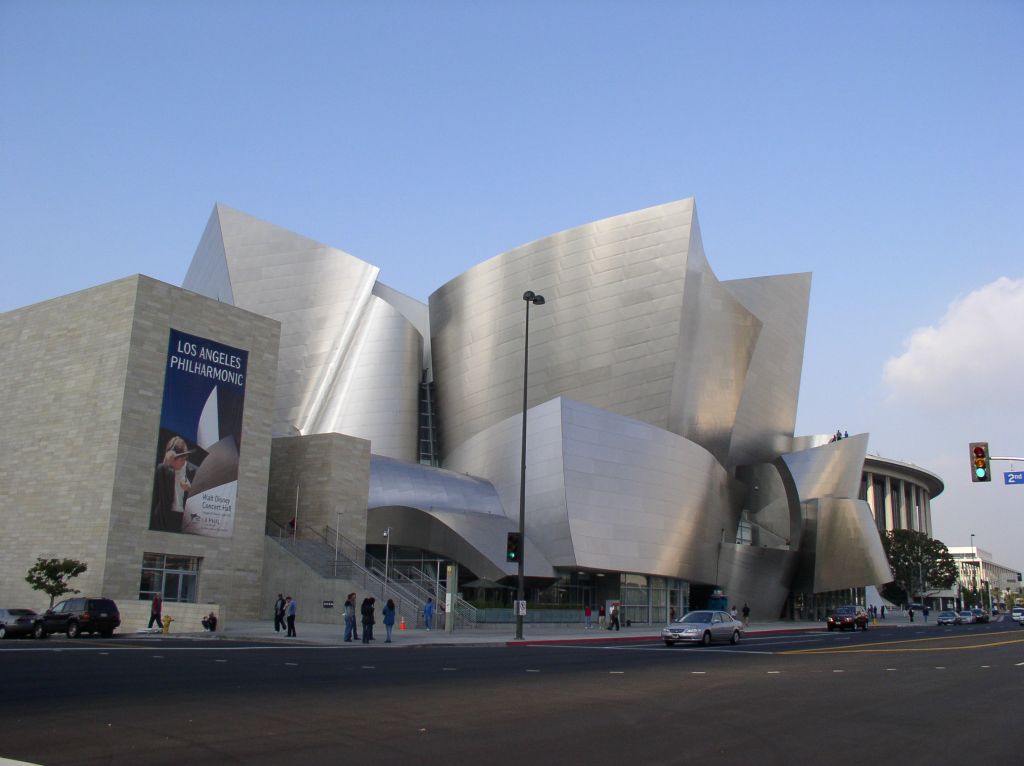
xmin=139 ymin=553 xmax=201 ymax=603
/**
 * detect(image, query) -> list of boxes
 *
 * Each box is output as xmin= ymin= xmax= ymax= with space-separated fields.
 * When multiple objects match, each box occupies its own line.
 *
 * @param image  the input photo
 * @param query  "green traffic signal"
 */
xmin=969 ymin=442 xmax=991 ymax=483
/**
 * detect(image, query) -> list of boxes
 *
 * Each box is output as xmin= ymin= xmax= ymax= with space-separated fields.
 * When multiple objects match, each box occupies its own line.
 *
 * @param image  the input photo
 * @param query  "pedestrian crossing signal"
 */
xmin=506 ymin=532 xmax=522 ymax=562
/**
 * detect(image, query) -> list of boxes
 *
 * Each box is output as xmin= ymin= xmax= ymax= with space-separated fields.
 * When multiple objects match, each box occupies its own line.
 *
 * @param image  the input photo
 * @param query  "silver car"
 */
xmin=662 ymin=610 xmax=743 ymax=647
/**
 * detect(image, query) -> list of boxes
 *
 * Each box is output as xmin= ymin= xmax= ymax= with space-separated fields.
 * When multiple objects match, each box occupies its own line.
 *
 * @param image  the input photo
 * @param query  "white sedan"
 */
xmin=662 ymin=610 xmax=743 ymax=647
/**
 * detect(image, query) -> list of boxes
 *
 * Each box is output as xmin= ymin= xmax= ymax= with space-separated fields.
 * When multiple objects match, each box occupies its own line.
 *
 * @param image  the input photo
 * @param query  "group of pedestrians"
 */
xmin=273 ymin=590 xmax=435 ymax=643
xmin=341 ymin=593 xmax=397 ymax=643
xmin=273 ymin=593 xmax=298 ymax=636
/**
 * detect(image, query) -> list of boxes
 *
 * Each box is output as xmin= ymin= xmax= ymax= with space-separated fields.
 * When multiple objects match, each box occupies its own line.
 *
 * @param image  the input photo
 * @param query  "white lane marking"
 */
xmin=152 ymin=655 xmax=164 ymax=659
xmin=886 ymin=668 xmax=897 ymax=671
xmin=99 ymin=652 xmax=109 ymax=655
xmin=530 ymin=644 xmax=772 ymax=654
xmin=935 ymin=667 xmax=945 ymax=670
xmin=285 ymin=662 xmax=298 ymax=666
xmin=442 ymin=667 xmax=456 ymax=671
xmin=981 ymin=665 xmax=990 ymax=668
xmin=526 ymin=669 xmax=540 ymax=673
xmin=609 ymin=671 xmax=625 ymax=674
xmin=215 ymin=659 xmax=227 ymax=663
xmin=767 ymin=671 xmax=781 ymax=674
xmin=832 ymin=670 xmax=844 ymax=673
xmin=361 ymin=665 xmax=375 ymax=669
xmin=691 ymin=671 xmax=706 ymax=675
xmin=1015 ymin=661 xmax=1024 ymax=667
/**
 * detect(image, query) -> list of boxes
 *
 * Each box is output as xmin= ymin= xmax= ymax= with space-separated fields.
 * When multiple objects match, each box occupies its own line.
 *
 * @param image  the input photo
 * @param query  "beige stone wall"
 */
xmin=267 ymin=433 xmax=371 ymax=549
xmin=118 ymin=599 xmax=224 ymax=634
xmin=0 ymin=276 xmax=280 ymax=619
xmin=1 ymin=278 xmax=139 ymax=609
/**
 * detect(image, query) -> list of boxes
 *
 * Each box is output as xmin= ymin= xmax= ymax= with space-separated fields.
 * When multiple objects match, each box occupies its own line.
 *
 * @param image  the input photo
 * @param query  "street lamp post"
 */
xmin=383 ymin=527 xmax=392 ymax=598
xmin=516 ymin=290 xmax=545 ymax=641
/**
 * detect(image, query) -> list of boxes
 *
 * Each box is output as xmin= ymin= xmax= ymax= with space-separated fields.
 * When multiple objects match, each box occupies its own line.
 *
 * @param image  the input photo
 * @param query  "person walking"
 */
xmin=382 ymin=598 xmax=396 ymax=643
xmin=361 ymin=597 xmax=375 ymax=644
xmin=741 ymin=603 xmax=750 ymax=628
xmin=273 ymin=593 xmax=286 ymax=633
xmin=285 ymin=596 xmax=297 ymax=637
xmin=423 ymin=597 xmax=434 ymax=631
xmin=148 ymin=593 xmax=163 ymax=630
xmin=343 ymin=593 xmax=357 ymax=642
xmin=730 ymin=605 xmax=738 ymax=621
xmin=609 ymin=604 xmax=620 ymax=631
xmin=584 ymin=605 xmax=593 ymax=629
xmin=598 ymin=604 xmax=606 ymax=629
xmin=881 ymin=604 xmax=886 ymax=620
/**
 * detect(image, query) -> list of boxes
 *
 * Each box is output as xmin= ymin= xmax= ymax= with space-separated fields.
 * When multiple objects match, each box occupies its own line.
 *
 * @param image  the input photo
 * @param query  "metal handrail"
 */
xmin=266 ymin=521 xmax=478 ymax=628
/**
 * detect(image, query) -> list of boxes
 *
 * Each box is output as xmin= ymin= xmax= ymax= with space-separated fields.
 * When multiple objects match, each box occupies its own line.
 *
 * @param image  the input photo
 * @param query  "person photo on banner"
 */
xmin=150 ymin=435 xmax=194 ymax=533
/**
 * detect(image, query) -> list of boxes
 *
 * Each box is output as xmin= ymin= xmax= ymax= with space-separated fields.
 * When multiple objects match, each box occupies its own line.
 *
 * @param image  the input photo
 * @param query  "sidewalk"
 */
xmin=162 ymin=618 xmax=827 ymax=647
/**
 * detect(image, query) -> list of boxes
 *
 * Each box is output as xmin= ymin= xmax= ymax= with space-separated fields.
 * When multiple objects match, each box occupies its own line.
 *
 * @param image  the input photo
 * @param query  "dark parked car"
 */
xmin=971 ymin=608 xmax=989 ymax=624
xmin=0 ymin=608 xmax=39 ymax=639
xmin=33 ymin=597 xmax=120 ymax=638
xmin=826 ymin=605 xmax=868 ymax=631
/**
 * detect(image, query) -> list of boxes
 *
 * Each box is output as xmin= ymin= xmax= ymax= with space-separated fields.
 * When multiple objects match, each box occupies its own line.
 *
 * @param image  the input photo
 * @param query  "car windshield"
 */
xmin=959 ymin=611 xmax=972 ymax=616
xmin=834 ymin=607 xmax=855 ymax=615
xmin=7 ymin=609 xmax=36 ymax=616
xmin=679 ymin=611 xmax=712 ymax=624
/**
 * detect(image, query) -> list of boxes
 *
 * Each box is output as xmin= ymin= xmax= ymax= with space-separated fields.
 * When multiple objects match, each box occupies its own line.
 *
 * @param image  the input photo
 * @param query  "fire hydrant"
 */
xmin=162 ymin=614 xmax=173 ymax=635
xmin=399 ymin=616 xmax=406 ymax=631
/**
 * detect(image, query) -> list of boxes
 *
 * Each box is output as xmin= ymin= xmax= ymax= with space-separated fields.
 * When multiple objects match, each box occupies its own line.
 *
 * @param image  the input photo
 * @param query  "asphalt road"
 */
xmin=2 ymin=620 xmax=1023 ymax=765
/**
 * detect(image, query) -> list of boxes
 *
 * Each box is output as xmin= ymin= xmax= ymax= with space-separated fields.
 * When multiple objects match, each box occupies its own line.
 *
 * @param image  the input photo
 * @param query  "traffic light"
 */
xmin=506 ymin=532 xmax=522 ymax=562
xmin=969 ymin=442 xmax=991 ymax=482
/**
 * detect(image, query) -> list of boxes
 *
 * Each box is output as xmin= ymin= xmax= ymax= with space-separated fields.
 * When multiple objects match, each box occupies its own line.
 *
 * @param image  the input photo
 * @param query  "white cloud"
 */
xmin=883 ymin=276 xmax=1024 ymax=409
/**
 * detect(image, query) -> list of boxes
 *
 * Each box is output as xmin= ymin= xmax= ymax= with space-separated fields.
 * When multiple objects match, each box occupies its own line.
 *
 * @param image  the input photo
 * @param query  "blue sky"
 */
xmin=2 ymin=1 xmax=1022 ymax=570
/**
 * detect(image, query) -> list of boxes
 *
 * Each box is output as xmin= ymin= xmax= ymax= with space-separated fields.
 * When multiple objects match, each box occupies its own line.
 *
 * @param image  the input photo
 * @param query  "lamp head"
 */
xmin=522 ymin=290 xmax=545 ymax=305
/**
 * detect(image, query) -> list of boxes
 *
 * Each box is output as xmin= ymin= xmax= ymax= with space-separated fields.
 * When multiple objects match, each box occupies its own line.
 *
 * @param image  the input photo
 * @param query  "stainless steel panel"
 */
xmin=812 ymin=497 xmax=893 ymax=591
xmin=182 ymin=205 xmax=423 ymax=461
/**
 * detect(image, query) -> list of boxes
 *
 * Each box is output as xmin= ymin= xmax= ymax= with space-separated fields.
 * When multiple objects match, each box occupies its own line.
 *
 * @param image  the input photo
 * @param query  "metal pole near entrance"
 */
xmin=516 ymin=290 xmax=545 ymax=641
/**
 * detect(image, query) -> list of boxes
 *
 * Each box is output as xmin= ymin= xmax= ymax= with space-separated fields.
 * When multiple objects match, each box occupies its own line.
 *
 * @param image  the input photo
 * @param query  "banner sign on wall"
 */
xmin=149 ymin=329 xmax=249 ymax=538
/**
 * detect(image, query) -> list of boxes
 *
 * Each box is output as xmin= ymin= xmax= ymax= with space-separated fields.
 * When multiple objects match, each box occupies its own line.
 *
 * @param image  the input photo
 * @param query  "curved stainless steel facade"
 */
xmin=180 ymin=198 xmax=896 ymax=620
xmin=183 ymin=204 xmax=423 ymax=462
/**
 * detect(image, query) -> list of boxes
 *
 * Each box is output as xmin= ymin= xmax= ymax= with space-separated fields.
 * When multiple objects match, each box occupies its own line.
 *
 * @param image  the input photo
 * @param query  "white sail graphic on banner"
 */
xmin=197 ymin=387 xmax=220 ymax=450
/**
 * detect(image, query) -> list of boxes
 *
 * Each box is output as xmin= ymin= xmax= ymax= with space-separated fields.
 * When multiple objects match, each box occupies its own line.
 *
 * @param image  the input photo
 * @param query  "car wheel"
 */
xmin=730 ymin=630 xmax=740 ymax=645
xmin=67 ymin=621 xmax=80 ymax=639
xmin=701 ymin=631 xmax=712 ymax=646
xmin=32 ymin=623 xmax=46 ymax=639
xmin=100 ymin=630 xmax=113 ymax=638
xmin=0 ymin=625 xmax=6 ymax=639
xmin=827 ymin=625 xmax=834 ymax=631
xmin=664 ymin=640 xmax=675 ymax=647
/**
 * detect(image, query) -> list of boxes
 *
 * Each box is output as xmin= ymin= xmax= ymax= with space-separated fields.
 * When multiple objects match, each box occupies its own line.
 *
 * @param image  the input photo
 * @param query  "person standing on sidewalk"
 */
xmin=584 ymin=605 xmax=592 ymax=629
xmin=609 ymin=604 xmax=620 ymax=631
xmin=423 ymin=597 xmax=434 ymax=631
xmin=148 ymin=593 xmax=163 ymax=630
xmin=285 ymin=596 xmax=297 ymax=637
xmin=382 ymin=598 xmax=396 ymax=643
xmin=273 ymin=593 xmax=286 ymax=633
xmin=598 ymin=604 xmax=606 ymax=629
xmin=343 ymin=593 xmax=357 ymax=642
xmin=361 ymin=597 xmax=375 ymax=643
xmin=742 ymin=603 xmax=750 ymax=628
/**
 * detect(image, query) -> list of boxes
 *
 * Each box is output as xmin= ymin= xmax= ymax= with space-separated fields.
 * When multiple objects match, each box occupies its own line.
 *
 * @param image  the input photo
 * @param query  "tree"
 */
xmin=880 ymin=530 xmax=958 ymax=606
xmin=25 ymin=557 xmax=88 ymax=607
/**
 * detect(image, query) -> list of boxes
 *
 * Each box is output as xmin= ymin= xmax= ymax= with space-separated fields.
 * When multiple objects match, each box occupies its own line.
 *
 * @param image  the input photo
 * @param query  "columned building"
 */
xmin=860 ymin=455 xmax=943 ymax=536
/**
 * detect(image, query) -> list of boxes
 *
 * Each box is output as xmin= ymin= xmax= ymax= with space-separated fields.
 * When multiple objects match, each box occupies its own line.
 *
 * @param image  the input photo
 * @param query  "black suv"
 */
xmin=33 ymin=597 xmax=120 ymax=638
